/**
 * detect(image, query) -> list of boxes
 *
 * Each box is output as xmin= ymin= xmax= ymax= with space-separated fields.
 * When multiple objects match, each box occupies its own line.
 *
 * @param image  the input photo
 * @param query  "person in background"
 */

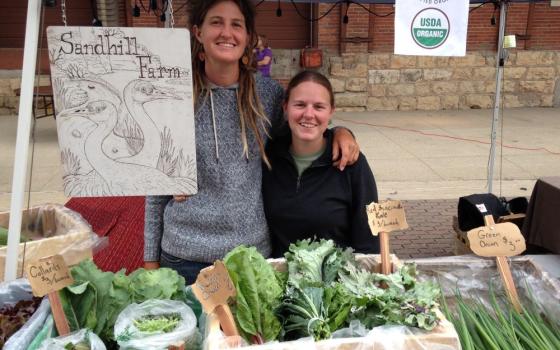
xmin=143 ymin=0 xmax=360 ymax=284
xmin=255 ymin=34 xmax=272 ymax=77
xmin=262 ymin=70 xmax=379 ymax=258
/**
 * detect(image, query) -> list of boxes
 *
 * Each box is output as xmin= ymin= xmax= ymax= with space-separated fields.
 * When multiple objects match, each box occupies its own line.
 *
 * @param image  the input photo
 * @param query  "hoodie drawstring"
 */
xmin=209 ymin=90 xmax=219 ymax=161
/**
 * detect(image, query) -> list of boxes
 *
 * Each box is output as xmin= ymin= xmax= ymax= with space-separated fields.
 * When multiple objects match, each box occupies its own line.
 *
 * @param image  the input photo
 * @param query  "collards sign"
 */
xmin=395 ymin=0 xmax=469 ymax=56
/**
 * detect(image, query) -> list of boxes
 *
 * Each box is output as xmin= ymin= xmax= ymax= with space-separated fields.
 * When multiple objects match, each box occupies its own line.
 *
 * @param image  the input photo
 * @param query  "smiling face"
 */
xmin=284 ymin=81 xmax=334 ymax=151
xmin=194 ymin=1 xmax=248 ymax=66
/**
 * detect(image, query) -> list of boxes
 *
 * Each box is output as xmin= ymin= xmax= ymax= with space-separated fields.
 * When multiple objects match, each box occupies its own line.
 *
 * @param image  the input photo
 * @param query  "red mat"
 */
xmin=65 ymin=196 xmax=145 ymax=273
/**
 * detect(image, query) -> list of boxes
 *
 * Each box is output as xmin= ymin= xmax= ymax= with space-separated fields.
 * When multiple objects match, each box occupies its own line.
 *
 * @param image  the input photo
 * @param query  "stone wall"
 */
xmin=272 ymin=49 xmax=560 ymax=111
xmin=1 ymin=50 xmax=558 ymax=115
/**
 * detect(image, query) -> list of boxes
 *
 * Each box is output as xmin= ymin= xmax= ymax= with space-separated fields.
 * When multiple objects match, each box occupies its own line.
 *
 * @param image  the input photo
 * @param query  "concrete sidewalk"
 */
xmin=1 ymin=107 xmax=559 ymax=210
xmin=334 ymin=107 xmax=560 ymax=200
xmin=1 ymin=108 xmax=559 ymax=257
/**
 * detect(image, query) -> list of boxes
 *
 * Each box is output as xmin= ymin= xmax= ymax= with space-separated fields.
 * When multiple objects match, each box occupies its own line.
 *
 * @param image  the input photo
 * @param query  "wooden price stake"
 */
xmin=25 ymin=254 xmax=73 ymax=336
xmin=191 ymin=261 xmax=239 ymax=337
xmin=366 ymin=200 xmax=409 ymax=275
xmin=467 ymin=215 xmax=525 ymax=312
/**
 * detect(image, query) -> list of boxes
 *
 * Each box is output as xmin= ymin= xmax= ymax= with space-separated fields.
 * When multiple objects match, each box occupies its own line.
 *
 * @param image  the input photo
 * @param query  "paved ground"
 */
xmin=2 ymin=107 xmax=559 ymax=258
xmin=391 ymin=199 xmax=457 ymax=258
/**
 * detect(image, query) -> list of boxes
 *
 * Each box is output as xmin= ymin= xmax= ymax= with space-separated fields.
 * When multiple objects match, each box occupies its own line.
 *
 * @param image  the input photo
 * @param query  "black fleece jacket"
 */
xmin=262 ymin=129 xmax=380 ymax=258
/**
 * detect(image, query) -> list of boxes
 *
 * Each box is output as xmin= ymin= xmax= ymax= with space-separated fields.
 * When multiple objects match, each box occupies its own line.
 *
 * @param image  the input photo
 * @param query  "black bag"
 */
xmin=457 ymin=193 xmax=509 ymax=231
xmin=506 ymin=197 xmax=528 ymax=214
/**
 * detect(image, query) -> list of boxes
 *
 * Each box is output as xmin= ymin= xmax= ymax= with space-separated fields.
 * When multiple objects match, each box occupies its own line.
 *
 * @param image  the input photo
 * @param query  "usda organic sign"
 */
xmin=411 ymin=8 xmax=450 ymax=49
xmin=395 ymin=0 xmax=469 ymax=56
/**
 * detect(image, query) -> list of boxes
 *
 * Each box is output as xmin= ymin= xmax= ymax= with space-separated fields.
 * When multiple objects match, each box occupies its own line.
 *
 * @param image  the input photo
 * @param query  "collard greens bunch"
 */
xmin=225 ymin=239 xmax=441 ymax=343
xmin=59 ymin=259 xmax=187 ymax=347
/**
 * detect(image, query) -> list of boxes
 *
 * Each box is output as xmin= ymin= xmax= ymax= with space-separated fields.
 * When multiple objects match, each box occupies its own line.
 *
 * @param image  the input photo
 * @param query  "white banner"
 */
xmin=394 ymin=0 xmax=470 ymax=56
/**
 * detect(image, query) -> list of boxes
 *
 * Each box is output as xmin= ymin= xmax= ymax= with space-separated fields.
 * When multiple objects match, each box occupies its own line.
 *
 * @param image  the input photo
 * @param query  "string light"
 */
xmin=276 ymin=0 xmax=282 ymax=17
xmin=343 ymin=1 xmax=350 ymax=24
xmin=133 ymin=2 xmax=141 ymax=17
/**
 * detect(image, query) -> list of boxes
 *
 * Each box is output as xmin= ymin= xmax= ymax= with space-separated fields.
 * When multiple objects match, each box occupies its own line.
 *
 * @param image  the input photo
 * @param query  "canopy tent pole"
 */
xmin=4 ymin=0 xmax=42 ymax=282
xmin=487 ymin=1 xmax=508 ymax=194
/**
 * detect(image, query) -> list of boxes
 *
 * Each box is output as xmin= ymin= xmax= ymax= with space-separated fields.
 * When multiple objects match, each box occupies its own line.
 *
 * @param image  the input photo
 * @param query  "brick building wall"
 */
xmin=316 ymin=2 xmax=560 ymax=53
xmin=292 ymin=2 xmax=560 ymax=110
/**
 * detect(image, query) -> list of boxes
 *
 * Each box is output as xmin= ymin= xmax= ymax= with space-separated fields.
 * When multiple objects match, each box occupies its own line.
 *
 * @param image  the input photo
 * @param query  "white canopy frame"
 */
xmin=2 ymin=0 xmax=543 ymax=281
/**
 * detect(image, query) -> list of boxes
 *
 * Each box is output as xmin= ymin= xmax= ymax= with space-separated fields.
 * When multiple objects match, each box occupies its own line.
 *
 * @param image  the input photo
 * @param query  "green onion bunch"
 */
xmin=441 ymin=285 xmax=560 ymax=350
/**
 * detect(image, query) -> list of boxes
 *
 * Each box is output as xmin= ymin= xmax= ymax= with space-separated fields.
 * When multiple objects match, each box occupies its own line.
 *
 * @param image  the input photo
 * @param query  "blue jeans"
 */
xmin=159 ymin=250 xmax=211 ymax=285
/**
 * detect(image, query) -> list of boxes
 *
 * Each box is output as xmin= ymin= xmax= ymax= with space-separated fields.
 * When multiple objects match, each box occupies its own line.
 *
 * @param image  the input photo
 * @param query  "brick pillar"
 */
xmin=317 ymin=3 xmax=341 ymax=54
xmin=339 ymin=3 xmax=370 ymax=53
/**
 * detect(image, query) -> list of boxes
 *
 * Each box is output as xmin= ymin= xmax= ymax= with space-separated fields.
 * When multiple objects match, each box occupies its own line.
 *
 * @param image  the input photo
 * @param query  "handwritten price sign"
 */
xmin=192 ymin=260 xmax=236 ymax=314
xmin=25 ymin=255 xmax=74 ymax=297
xmin=366 ymin=200 xmax=409 ymax=235
xmin=467 ymin=222 xmax=526 ymax=257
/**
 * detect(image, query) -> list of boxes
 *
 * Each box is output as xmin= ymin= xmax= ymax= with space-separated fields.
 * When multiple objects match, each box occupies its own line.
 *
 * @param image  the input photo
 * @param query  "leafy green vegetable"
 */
xmin=224 ymin=240 xmax=441 ymax=343
xmin=60 ymin=259 xmax=187 ymax=346
xmin=224 ymin=246 xmax=283 ymax=343
xmin=339 ymin=263 xmax=440 ymax=331
xmin=59 ymin=259 xmax=131 ymax=343
xmin=129 ymin=268 xmax=187 ymax=303
xmin=0 ymin=226 xmax=29 ymax=245
xmin=63 ymin=341 xmax=90 ymax=350
xmin=133 ymin=313 xmax=181 ymax=333
xmin=277 ymin=239 xmax=440 ymax=341
xmin=278 ymin=239 xmax=354 ymax=341
xmin=0 ymin=297 xmax=42 ymax=348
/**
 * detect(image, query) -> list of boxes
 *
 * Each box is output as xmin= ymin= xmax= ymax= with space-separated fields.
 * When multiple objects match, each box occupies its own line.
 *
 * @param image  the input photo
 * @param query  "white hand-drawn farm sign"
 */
xmin=47 ymin=27 xmax=197 ymax=196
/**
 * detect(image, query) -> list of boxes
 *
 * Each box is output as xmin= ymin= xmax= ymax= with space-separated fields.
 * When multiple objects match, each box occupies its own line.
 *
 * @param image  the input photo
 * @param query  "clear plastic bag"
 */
xmin=0 ymin=203 xmax=107 ymax=280
xmin=27 ymin=314 xmax=55 ymax=350
xmin=37 ymin=329 xmax=106 ymax=350
xmin=114 ymin=299 xmax=197 ymax=349
xmin=0 ymin=278 xmax=32 ymax=305
xmin=3 ymin=297 xmax=51 ymax=350
xmin=411 ymin=255 xmax=560 ymax=324
xmin=0 ymin=278 xmax=50 ymax=350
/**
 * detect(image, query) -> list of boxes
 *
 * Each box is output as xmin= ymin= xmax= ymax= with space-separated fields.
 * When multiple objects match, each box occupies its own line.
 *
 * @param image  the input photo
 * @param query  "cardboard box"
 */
xmin=0 ymin=203 xmax=94 ymax=280
xmin=205 ymin=254 xmax=460 ymax=350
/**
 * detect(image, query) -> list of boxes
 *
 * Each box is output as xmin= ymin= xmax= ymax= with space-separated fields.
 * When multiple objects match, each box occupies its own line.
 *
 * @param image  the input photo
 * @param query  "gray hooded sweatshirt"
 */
xmin=144 ymin=75 xmax=284 ymax=263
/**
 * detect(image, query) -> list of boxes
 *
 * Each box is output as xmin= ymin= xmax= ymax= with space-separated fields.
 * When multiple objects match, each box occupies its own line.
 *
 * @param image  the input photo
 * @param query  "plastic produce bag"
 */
xmin=0 ymin=278 xmax=32 ymax=305
xmin=114 ymin=299 xmax=197 ymax=349
xmin=0 ymin=278 xmax=49 ymax=350
xmin=3 ymin=297 xmax=50 ymax=350
xmin=27 ymin=315 xmax=55 ymax=350
xmin=37 ymin=329 xmax=106 ymax=350
xmin=411 ymin=255 xmax=560 ymax=324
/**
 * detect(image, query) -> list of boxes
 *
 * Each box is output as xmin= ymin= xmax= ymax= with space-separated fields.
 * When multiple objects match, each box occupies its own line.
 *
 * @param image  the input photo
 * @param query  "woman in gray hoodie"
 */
xmin=143 ymin=0 xmax=359 ymax=284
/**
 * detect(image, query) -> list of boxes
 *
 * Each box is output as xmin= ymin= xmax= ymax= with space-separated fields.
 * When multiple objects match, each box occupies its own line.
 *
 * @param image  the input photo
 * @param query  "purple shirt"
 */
xmin=256 ymin=47 xmax=272 ymax=77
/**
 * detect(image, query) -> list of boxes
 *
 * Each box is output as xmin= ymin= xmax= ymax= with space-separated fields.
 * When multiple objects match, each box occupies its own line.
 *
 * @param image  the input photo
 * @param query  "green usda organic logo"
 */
xmin=411 ymin=8 xmax=450 ymax=49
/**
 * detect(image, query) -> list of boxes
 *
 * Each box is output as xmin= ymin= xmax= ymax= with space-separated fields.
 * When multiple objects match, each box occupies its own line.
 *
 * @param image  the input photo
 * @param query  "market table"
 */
xmin=522 ymin=177 xmax=560 ymax=254
xmin=13 ymin=86 xmax=55 ymax=119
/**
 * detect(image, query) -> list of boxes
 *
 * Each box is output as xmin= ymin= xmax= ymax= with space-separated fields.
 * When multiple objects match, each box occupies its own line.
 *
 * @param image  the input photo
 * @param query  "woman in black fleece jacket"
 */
xmin=263 ymin=71 xmax=380 ymax=257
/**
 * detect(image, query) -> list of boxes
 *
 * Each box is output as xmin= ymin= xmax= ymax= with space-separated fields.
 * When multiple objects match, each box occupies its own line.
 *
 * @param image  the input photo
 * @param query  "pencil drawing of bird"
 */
xmin=116 ymin=80 xmax=181 ymax=168
xmin=58 ymin=100 xmax=196 ymax=196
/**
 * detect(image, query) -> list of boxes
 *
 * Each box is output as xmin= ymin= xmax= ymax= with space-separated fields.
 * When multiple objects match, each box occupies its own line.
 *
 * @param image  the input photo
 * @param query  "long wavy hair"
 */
xmin=187 ymin=0 xmax=270 ymax=166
